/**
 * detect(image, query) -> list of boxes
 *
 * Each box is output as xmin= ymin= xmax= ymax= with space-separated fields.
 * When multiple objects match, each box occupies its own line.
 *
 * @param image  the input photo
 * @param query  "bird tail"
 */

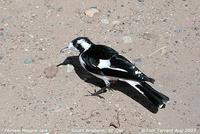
xmin=120 ymin=79 xmax=169 ymax=109
xmin=146 ymin=77 xmax=155 ymax=84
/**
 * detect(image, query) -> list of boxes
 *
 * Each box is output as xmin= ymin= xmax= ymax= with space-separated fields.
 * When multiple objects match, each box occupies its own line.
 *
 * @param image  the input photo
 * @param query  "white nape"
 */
xmin=77 ymin=39 xmax=91 ymax=51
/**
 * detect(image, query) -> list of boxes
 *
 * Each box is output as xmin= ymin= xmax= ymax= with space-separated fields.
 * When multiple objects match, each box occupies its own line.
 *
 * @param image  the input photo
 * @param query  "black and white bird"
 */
xmin=57 ymin=37 xmax=169 ymax=109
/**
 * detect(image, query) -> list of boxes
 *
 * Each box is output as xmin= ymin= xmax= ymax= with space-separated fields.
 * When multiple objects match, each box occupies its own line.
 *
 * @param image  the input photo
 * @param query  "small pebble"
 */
xmin=24 ymin=58 xmax=33 ymax=64
xmin=133 ymin=58 xmax=142 ymax=63
xmin=66 ymin=65 xmax=74 ymax=73
xmin=84 ymin=7 xmax=100 ymax=17
xmin=109 ymin=122 xmax=119 ymax=128
xmin=29 ymin=34 xmax=34 ymax=38
xmin=112 ymin=20 xmax=120 ymax=25
xmin=122 ymin=36 xmax=132 ymax=44
xmin=39 ymin=48 xmax=45 ymax=51
xmin=101 ymin=19 xmax=109 ymax=24
xmin=0 ymin=32 xmax=4 ymax=37
xmin=138 ymin=0 xmax=144 ymax=2
xmin=115 ymin=104 xmax=119 ymax=108
xmin=86 ymin=121 xmax=91 ymax=124
xmin=161 ymin=48 xmax=167 ymax=56
xmin=44 ymin=65 xmax=58 ymax=79
xmin=142 ymin=32 xmax=154 ymax=40
xmin=174 ymin=29 xmax=182 ymax=33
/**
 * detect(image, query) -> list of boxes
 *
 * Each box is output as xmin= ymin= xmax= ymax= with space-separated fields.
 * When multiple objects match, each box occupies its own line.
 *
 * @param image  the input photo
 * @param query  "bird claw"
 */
xmin=87 ymin=91 xmax=105 ymax=99
xmin=85 ymin=88 xmax=107 ymax=99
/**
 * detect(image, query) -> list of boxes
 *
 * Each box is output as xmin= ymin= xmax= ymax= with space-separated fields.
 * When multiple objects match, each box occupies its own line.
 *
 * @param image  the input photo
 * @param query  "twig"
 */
xmin=81 ymin=110 xmax=96 ymax=120
xmin=109 ymin=111 xmax=120 ymax=128
xmin=116 ymin=111 xmax=120 ymax=127
xmin=148 ymin=46 xmax=167 ymax=58
xmin=110 ymin=122 xmax=118 ymax=128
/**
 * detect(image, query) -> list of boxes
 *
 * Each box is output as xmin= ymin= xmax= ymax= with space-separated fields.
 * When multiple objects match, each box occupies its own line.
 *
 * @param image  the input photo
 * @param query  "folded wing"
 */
xmin=102 ymin=55 xmax=155 ymax=83
xmin=81 ymin=52 xmax=155 ymax=83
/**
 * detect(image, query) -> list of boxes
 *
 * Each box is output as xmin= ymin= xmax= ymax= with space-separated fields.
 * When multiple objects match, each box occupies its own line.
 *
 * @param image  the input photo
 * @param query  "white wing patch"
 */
xmin=97 ymin=59 xmax=111 ymax=68
xmin=97 ymin=59 xmax=128 ymax=72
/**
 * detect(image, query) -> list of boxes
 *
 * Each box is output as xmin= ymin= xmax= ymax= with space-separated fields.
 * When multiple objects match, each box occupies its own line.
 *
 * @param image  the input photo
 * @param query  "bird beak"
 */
xmin=60 ymin=42 xmax=79 ymax=53
xmin=60 ymin=42 xmax=72 ymax=53
xmin=60 ymin=46 xmax=68 ymax=53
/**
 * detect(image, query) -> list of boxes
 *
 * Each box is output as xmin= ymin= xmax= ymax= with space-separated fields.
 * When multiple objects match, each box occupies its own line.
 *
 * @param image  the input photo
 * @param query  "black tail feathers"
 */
xmin=137 ymin=82 xmax=169 ymax=109
xmin=148 ymin=77 xmax=155 ymax=84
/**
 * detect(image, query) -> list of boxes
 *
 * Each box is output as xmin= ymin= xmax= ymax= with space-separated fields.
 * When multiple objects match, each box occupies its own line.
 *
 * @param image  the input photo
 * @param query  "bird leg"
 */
xmin=108 ymin=80 xmax=118 ymax=91
xmin=86 ymin=79 xmax=117 ymax=99
xmin=86 ymin=81 xmax=116 ymax=98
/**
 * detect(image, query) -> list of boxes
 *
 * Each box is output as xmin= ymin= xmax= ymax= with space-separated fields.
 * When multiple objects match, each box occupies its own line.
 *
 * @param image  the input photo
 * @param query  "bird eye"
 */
xmin=73 ymin=42 xmax=80 ymax=48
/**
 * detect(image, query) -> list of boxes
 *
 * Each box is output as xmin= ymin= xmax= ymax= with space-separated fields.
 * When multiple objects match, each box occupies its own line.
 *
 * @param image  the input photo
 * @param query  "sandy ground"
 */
xmin=0 ymin=0 xmax=200 ymax=133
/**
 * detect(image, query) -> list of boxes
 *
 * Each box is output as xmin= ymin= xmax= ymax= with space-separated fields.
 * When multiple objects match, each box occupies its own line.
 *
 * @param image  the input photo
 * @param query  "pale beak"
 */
xmin=60 ymin=42 xmax=73 ymax=53
xmin=60 ymin=42 xmax=79 ymax=53
xmin=60 ymin=46 xmax=68 ymax=53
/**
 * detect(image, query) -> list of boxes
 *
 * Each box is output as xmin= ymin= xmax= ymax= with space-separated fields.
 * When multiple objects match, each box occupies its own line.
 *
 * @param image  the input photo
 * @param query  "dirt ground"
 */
xmin=0 ymin=0 xmax=200 ymax=133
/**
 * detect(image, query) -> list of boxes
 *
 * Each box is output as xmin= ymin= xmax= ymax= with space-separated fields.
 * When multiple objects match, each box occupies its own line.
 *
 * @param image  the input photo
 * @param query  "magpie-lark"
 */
xmin=57 ymin=37 xmax=169 ymax=109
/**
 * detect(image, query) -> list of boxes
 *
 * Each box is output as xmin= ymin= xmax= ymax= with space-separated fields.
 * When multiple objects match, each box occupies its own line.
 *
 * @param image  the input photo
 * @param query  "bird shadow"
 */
xmin=59 ymin=56 xmax=158 ymax=113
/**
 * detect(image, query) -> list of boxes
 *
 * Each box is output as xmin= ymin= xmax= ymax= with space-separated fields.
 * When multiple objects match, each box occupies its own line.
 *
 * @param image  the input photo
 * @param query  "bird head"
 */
xmin=60 ymin=37 xmax=93 ymax=53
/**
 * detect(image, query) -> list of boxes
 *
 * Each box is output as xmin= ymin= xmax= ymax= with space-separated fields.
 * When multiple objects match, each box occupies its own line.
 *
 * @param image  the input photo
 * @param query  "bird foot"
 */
xmin=85 ymin=88 xmax=107 ymax=99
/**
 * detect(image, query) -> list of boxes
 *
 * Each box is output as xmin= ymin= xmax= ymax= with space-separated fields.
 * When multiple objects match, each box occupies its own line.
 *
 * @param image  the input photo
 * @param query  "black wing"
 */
xmin=84 ymin=45 xmax=119 ymax=59
xmin=81 ymin=52 xmax=155 ymax=83
xmin=103 ymin=55 xmax=155 ymax=83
